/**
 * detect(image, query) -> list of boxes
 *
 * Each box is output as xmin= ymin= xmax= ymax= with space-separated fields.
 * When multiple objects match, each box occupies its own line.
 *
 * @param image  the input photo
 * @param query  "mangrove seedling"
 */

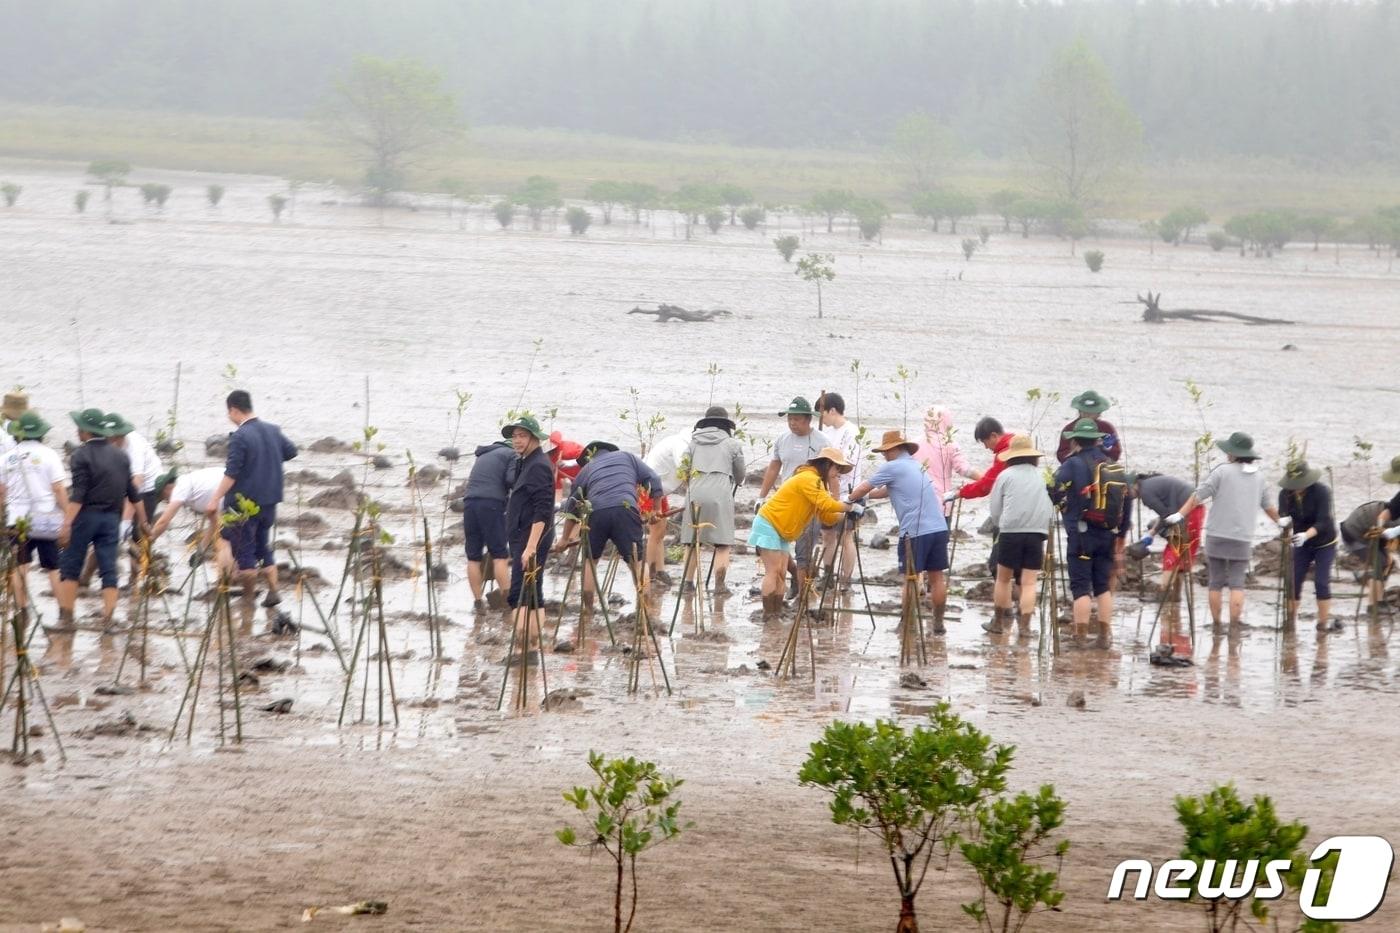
xmin=1184 ymin=378 xmax=1213 ymax=483
xmin=87 ymin=159 xmax=130 ymax=200
xmin=566 ymin=206 xmax=592 ymax=235
xmin=207 ymin=184 xmax=225 ymax=207
xmin=74 ymin=190 xmax=90 ymax=213
xmin=959 ymin=784 xmax=1070 ymax=932
xmin=557 ymin=751 xmax=689 ymax=933
xmin=268 ymin=194 xmax=288 ymax=221
xmin=618 ymin=385 xmax=665 ymax=456
xmin=979 ymin=225 xmax=991 ymax=245
xmin=1023 ymin=387 xmax=1062 ymax=441
xmin=704 ymin=208 xmax=725 ymax=233
xmin=139 ymin=182 xmax=172 ymax=209
xmin=1 ymin=183 xmax=21 ymax=207
xmin=799 ymin=703 xmax=1013 ymax=933
xmin=796 ymin=252 xmax=836 ymax=319
xmin=774 ymin=234 xmax=800 ymax=262
xmin=890 ymin=363 xmax=917 ymax=436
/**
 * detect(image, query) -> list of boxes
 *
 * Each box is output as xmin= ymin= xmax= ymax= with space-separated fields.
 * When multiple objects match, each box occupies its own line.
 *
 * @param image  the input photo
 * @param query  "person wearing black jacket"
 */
xmin=55 ymin=408 xmax=147 ymax=632
xmin=463 ymin=439 xmax=515 ymax=610
xmin=1277 ymin=459 xmax=1340 ymax=632
xmin=502 ymin=416 xmax=555 ymax=625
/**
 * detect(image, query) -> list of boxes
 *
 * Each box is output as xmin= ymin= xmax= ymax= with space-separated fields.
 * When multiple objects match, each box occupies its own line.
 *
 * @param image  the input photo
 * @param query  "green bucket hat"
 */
xmin=1070 ymin=389 xmax=1111 ymax=415
xmin=103 ymin=412 xmax=135 ymax=436
xmin=1216 ymin=431 xmax=1258 ymax=460
xmin=6 ymin=410 xmax=51 ymax=441
xmin=153 ymin=468 xmax=179 ymax=499
xmin=70 ymin=407 xmax=112 ymax=436
xmin=1380 ymin=454 xmax=1400 ymax=484
xmin=779 ymin=396 xmax=815 ymax=417
xmin=1061 ymin=417 xmax=1105 ymax=441
xmin=1279 ymin=459 xmax=1322 ymax=490
xmin=578 ymin=440 xmax=620 ymax=465
xmin=500 ymin=415 xmax=548 ymax=442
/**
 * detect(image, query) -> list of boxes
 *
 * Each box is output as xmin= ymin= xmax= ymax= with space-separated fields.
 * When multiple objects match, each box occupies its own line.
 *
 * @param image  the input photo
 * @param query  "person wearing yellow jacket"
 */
xmin=748 ymin=446 xmax=863 ymax=619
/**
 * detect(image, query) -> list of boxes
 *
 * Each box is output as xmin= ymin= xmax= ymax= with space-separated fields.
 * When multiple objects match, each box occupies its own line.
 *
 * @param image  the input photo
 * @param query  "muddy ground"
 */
xmin=1 ymin=161 xmax=1399 ymax=931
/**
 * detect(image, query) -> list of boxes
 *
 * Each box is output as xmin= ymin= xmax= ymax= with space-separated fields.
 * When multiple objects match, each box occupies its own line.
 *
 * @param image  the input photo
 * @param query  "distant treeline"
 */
xmin=0 ymin=0 xmax=1395 ymax=164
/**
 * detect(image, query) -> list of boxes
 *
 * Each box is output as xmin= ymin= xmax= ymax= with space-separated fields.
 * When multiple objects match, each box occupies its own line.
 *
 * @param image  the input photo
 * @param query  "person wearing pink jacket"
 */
xmin=912 ymin=406 xmax=983 ymax=518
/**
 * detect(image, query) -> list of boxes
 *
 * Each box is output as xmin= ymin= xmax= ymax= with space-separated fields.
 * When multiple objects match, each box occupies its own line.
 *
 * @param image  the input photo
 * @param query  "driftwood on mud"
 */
xmin=628 ymin=304 xmax=733 ymax=323
xmin=1133 ymin=291 xmax=1294 ymax=326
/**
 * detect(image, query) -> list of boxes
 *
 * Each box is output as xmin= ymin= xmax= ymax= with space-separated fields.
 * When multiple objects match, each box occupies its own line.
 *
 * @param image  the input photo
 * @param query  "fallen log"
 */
xmin=1133 ymin=291 xmax=1293 ymax=326
xmin=628 ymin=304 xmax=733 ymax=323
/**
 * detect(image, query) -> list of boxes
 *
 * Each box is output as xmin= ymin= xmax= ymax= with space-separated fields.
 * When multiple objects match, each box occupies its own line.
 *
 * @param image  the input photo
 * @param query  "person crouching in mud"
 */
xmin=748 ymin=447 xmax=862 ymax=621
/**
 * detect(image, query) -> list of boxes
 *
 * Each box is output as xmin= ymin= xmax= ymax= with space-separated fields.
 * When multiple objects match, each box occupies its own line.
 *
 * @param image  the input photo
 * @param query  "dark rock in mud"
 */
xmin=870 ymin=534 xmax=891 ymax=550
xmin=542 ymin=688 xmax=591 ymax=712
xmin=287 ymin=511 xmax=328 ymax=533
xmin=438 ymin=447 xmax=461 ymax=461
xmin=85 ymin=711 xmax=157 ymax=738
xmin=950 ymin=528 xmax=971 ymax=542
xmin=205 ymin=434 xmax=230 ymax=458
xmin=258 ymin=698 xmax=294 ymax=714
xmin=1067 ymin=690 xmax=1087 ymax=709
xmin=450 ymin=498 xmax=464 ymax=513
xmin=94 ymin=684 xmax=135 ymax=697
xmin=285 ymin=469 xmax=328 ymax=486
xmin=959 ymin=562 xmax=991 ymax=579
xmin=429 ymin=564 xmax=449 ymax=582
xmin=1251 ymin=539 xmax=1285 ymax=577
xmin=744 ymin=467 xmax=766 ymax=487
xmin=372 ymin=455 xmax=393 ymax=470
xmin=755 ymin=659 xmax=772 ymax=671
xmin=251 ymin=656 xmax=293 ymax=674
xmin=554 ymin=641 xmax=574 ymax=654
xmin=963 ymin=580 xmax=996 ymax=602
xmin=308 ymin=487 xmax=363 ymax=511
xmin=308 ymin=437 xmax=352 ymax=454
xmin=409 ymin=464 xmax=444 ymax=487
xmin=155 ymin=438 xmax=181 ymax=457
xmin=899 ymin=672 xmax=929 ymax=690
xmin=685 ymin=629 xmax=730 ymax=643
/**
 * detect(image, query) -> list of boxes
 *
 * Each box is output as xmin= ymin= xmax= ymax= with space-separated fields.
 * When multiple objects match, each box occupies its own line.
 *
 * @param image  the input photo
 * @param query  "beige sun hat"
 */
xmin=997 ymin=434 xmax=1046 ymax=462
xmin=807 ymin=445 xmax=855 ymax=474
xmin=871 ymin=429 xmax=920 ymax=456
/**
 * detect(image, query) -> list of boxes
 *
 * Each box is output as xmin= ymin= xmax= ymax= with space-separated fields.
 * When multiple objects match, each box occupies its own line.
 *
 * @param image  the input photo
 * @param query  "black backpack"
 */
xmin=1082 ymin=457 xmax=1130 ymax=530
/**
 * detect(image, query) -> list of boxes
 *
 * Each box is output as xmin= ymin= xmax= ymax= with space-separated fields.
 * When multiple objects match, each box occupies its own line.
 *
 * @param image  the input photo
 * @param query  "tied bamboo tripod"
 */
xmin=498 ymin=561 xmax=549 ymax=711
xmin=337 ymin=517 xmax=400 ymax=727
xmin=169 ymin=570 xmax=245 ymax=746
xmin=1144 ymin=524 xmax=1198 ymax=654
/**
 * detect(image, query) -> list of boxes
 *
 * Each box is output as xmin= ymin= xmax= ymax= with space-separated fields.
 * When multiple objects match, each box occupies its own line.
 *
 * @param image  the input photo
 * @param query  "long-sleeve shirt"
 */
xmin=1137 ymin=475 xmax=1193 ymax=521
xmin=1278 ymin=484 xmax=1337 ymax=549
xmin=68 ymin=439 xmax=140 ymax=513
xmin=643 ymin=433 xmax=691 ymax=495
xmin=989 ymin=463 xmax=1054 ymax=534
xmin=957 ymin=433 xmax=1013 ymax=500
xmin=505 ymin=447 xmax=555 ymax=542
xmin=1053 ymin=447 xmax=1132 ymax=535
xmin=759 ymin=465 xmax=846 ymax=541
xmin=224 ymin=417 xmax=297 ymax=508
xmin=564 ymin=450 xmax=661 ymax=517
xmin=464 ymin=442 xmax=514 ymax=502
xmin=1193 ymin=462 xmax=1272 ymax=548
xmin=686 ymin=427 xmax=746 ymax=485
xmin=1055 ymin=417 xmax=1124 ymax=463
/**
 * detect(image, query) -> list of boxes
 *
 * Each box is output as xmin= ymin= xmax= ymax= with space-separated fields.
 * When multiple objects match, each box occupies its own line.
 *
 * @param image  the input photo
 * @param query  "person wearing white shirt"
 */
xmin=97 ymin=412 xmax=166 ymax=593
xmin=817 ymin=392 xmax=863 ymax=590
xmin=0 ymin=411 xmax=71 ymax=622
xmin=642 ymin=432 xmax=690 ymax=584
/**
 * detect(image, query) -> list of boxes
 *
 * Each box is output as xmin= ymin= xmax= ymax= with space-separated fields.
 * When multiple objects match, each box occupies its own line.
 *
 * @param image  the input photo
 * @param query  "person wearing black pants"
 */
xmin=1277 ymin=459 xmax=1340 ymax=632
xmin=502 ymin=416 xmax=555 ymax=645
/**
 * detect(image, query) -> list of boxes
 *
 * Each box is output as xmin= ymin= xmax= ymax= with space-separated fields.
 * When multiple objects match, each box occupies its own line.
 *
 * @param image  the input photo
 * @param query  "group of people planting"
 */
xmin=2 ymin=384 xmax=1399 ymax=659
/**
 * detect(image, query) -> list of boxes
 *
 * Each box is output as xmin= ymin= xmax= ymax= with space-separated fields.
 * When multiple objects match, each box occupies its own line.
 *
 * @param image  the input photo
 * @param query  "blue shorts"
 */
xmin=583 ymin=505 xmax=644 ymax=564
xmin=897 ymin=531 xmax=949 ymax=574
xmin=463 ymin=498 xmax=508 ymax=561
xmin=60 ymin=509 xmax=120 ymax=587
xmin=1066 ymin=524 xmax=1116 ymax=599
xmin=747 ymin=514 xmax=792 ymax=554
xmin=222 ymin=503 xmax=277 ymax=571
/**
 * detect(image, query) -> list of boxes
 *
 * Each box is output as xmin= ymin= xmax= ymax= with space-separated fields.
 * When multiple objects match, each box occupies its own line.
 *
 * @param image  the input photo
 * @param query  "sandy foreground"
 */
xmin=1 ymin=160 xmax=1398 ymax=931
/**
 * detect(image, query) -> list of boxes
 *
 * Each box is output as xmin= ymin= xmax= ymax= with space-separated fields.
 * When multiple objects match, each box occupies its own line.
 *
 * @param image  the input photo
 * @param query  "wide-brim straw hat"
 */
xmin=1382 ymin=455 xmax=1400 ymax=484
xmin=1061 ymin=417 xmax=1105 ymax=441
xmin=1071 ymin=389 xmax=1110 ymax=414
xmin=1 ymin=392 xmax=28 ymax=420
xmin=1279 ymin=459 xmax=1322 ymax=490
xmin=501 ymin=415 xmax=548 ymax=441
xmin=6 ymin=410 xmax=51 ymax=440
xmin=997 ymin=434 xmax=1046 ymax=462
xmin=871 ymin=429 xmax=919 ymax=456
xmin=807 ymin=445 xmax=854 ymax=474
xmin=70 ymin=407 xmax=112 ymax=436
xmin=694 ymin=405 xmax=735 ymax=433
xmin=1216 ymin=431 xmax=1258 ymax=459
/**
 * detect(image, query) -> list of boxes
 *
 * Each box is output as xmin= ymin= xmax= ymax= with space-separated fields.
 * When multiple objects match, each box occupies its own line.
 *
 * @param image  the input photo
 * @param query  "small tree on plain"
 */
xmin=493 ymin=200 xmax=514 ymax=229
xmin=1084 ymin=249 xmax=1105 ymax=272
xmin=795 ymin=252 xmax=836 ymax=318
xmin=1296 ymin=215 xmax=1337 ymax=251
xmin=1010 ymin=198 xmax=1049 ymax=238
xmin=585 ymin=180 xmax=627 ymax=224
xmin=959 ymin=785 xmax=1071 ymax=933
xmin=565 ymin=206 xmax=592 ymax=235
xmin=773 ymin=234 xmax=800 ymax=262
xmin=1161 ymin=206 xmax=1209 ymax=244
xmin=206 ymin=184 xmax=225 ymax=207
xmin=851 ymin=198 xmax=887 ymax=241
xmin=139 ymin=183 xmax=171 ymax=209
xmin=620 ymin=182 xmax=660 ymax=223
xmin=807 ymin=188 xmax=854 ymax=233
xmin=557 ymin=752 xmax=689 ymax=933
xmin=513 ymin=175 xmax=562 ymax=229
xmin=74 ymin=190 xmax=90 ymax=213
xmin=987 ymin=189 xmax=1024 ymax=233
xmin=704 ymin=209 xmax=726 ymax=233
xmin=962 ymin=237 xmax=978 ymax=260
xmin=1207 ymin=230 xmax=1230 ymax=252
xmin=978 ymin=225 xmax=991 ymax=245
xmin=719 ymin=183 xmax=753 ymax=224
xmin=268 ymin=193 xmax=288 ymax=221
xmin=87 ymin=160 xmax=130 ymax=200
xmin=739 ymin=205 xmax=766 ymax=230
xmin=1 ymin=183 xmax=20 ymax=207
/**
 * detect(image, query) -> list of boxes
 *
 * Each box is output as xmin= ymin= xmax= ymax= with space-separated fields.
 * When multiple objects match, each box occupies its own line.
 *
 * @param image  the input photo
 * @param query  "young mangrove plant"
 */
xmin=799 ymin=703 xmax=1013 ymax=933
xmin=1184 ymin=378 xmax=1214 ymax=484
xmin=557 ymin=751 xmax=689 ymax=933
xmin=959 ymin=784 xmax=1070 ymax=933
xmin=796 ymin=252 xmax=836 ymax=319
xmin=774 ymin=234 xmax=800 ymax=262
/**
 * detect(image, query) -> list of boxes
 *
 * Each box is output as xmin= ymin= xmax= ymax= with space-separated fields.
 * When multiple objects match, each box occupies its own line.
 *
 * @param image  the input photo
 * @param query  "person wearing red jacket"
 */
xmin=547 ymin=431 xmax=583 ymax=501
xmin=946 ymin=418 xmax=1012 ymax=504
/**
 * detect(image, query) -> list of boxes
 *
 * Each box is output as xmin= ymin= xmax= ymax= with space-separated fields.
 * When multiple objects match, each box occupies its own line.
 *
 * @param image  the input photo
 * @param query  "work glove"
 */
xmin=848 ymin=502 xmax=866 ymax=519
xmin=1384 ymin=526 xmax=1400 ymax=541
xmin=942 ymin=489 xmax=959 ymax=504
xmin=1163 ymin=512 xmax=1184 ymax=526
xmin=1278 ymin=516 xmax=1293 ymax=530
xmin=1291 ymin=532 xmax=1309 ymax=547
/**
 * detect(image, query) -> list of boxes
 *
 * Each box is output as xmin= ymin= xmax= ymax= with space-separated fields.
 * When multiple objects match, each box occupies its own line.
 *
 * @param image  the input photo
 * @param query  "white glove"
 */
xmin=1278 ymin=516 xmax=1293 ymax=530
xmin=1383 ymin=526 xmax=1400 ymax=541
xmin=942 ymin=490 xmax=959 ymax=504
xmin=1163 ymin=512 xmax=1184 ymax=526
xmin=848 ymin=502 xmax=866 ymax=519
xmin=1291 ymin=532 xmax=1309 ymax=547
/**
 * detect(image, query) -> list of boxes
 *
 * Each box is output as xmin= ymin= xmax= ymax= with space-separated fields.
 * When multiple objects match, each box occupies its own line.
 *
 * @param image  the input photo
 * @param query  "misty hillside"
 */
xmin=1 ymin=0 xmax=1396 ymax=163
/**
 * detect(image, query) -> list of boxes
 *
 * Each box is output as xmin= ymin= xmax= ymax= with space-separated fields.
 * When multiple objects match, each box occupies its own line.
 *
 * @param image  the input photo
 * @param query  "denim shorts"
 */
xmin=747 ymin=514 xmax=792 ymax=554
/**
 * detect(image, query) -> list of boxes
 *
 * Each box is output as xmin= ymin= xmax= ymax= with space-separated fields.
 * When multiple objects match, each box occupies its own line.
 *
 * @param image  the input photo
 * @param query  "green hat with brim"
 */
xmin=1215 ymin=431 xmax=1258 ymax=460
xmin=103 ymin=412 xmax=135 ymax=436
xmin=153 ymin=468 xmax=179 ymax=499
xmin=578 ymin=440 xmax=620 ymax=465
xmin=501 ymin=415 xmax=548 ymax=442
xmin=7 ymin=410 xmax=51 ymax=440
xmin=1071 ymin=389 xmax=1111 ymax=415
xmin=70 ymin=407 xmax=112 ymax=436
xmin=779 ymin=396 xmax=815 ymax=417
xmin=1380 ymin=454 xmax=1400 ymax=484
xmin=1061 ymin=417 xmax=1105 ymax=441
xmin=1279 ymin=459 xmax=1322 ymax=490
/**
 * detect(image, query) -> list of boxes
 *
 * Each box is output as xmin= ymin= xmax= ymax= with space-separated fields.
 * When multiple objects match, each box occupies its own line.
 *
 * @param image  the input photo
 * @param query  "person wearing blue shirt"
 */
xmin=848 ymin=430 xmax=951 ymax=634
xmin=553 ymin=440 xmax=663 ymax=617
xmin=1052 ymin=418 xmax=1133 ymax=647
xmin=205 ymin=390 xmax=298 ymax=633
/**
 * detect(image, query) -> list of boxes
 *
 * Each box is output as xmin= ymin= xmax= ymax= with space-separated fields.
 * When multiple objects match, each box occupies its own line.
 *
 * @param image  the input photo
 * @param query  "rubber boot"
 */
xmin=982 ymin=607 xmax=1007 ymax=634
xmin=932 ymin=602 xmax=947 ymax=635
xmin=1017 ymin=611 xmax=1033 ymax=636
xmin=714 ymin=567 xmax=727 ymax=593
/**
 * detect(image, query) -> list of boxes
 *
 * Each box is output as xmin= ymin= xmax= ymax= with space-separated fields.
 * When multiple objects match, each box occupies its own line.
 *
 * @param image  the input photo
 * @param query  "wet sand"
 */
xmin=2 ymin=161 xmax=1399 ymax=931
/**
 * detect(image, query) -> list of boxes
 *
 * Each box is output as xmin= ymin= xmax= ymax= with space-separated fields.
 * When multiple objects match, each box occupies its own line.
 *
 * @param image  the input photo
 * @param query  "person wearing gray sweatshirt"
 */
xmin=984 ymin=435 xmax=1054 ymax=635
xmin=680 ymin=406 xmax=748 ymax=593
xmin=1166 ymin=432 xmax=1285 ymax=626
